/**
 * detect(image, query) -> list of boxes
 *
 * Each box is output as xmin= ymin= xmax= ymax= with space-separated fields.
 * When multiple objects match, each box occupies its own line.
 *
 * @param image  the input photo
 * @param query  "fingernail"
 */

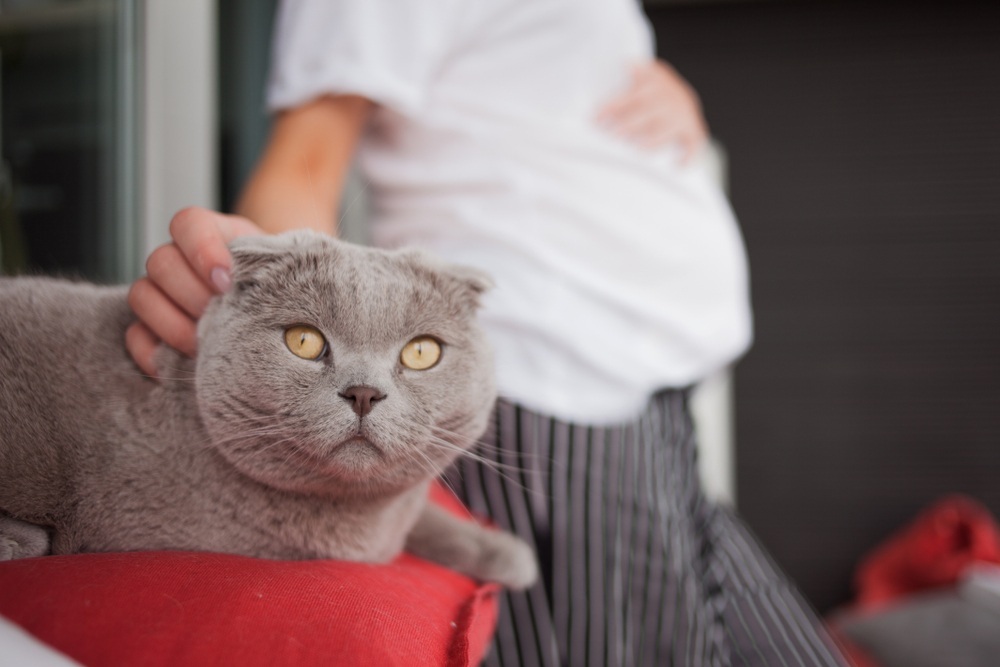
xmin=211 ymin=267 xmax=232 ymax=293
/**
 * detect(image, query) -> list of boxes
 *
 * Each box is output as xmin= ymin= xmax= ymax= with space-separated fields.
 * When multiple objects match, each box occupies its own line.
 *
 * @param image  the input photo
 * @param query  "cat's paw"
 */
xmin=0 ymin=517 xmax=50 ymax=560
xmin=406 ymin=504 xmax=538 ymax=590
xmin=474 ymin=530 xmax=539 ymax=591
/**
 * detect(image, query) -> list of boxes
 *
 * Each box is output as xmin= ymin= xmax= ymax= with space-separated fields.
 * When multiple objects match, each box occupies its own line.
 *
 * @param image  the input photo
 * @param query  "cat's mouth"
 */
xmin=335 ymin=435 xmax=384 ymax=455
xmin=321 ymin=435 xmax=386 ymax=478
xmin=341 ymin=434 xmax=373 ymax=446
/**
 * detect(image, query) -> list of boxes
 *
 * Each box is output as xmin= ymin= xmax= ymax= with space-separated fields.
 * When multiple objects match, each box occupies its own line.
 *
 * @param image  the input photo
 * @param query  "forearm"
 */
xmin=236 ymin=167 xmax=340 ymax=235
xmin=234 ymin=94 xmax=373 ymax=236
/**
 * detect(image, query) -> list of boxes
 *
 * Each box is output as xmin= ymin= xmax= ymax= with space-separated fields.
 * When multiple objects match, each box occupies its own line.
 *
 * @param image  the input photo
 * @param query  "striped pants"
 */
xmin=447 ymin=390 xmax=846 ymax=667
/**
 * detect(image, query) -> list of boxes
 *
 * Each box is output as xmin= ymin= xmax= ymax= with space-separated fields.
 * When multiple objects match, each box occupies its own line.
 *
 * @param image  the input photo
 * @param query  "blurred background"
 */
xmin=0 ymin=0 xmax=997 ymax=614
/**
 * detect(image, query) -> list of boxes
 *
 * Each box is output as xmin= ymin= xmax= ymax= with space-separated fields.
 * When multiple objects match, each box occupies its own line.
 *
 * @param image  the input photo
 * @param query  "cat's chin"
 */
xmin=216 ymin=432 xmax=395 ymax=496
xmin=231 ymin=443 xmax=403 ymax=500
xmin=328 ymin=436 xmax=384 ymax=473
xmin=285 ymin=434 xmax=389 ymax=482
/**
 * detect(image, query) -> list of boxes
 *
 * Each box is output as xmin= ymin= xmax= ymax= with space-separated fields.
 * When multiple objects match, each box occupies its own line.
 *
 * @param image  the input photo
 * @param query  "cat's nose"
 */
xmin=339 ymin=385 xmax=387 ymax=418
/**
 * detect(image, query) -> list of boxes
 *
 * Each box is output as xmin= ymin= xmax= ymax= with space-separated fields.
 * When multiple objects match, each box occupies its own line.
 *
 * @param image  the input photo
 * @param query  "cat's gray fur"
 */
xmin=0 ymin=231 xmax=536 ymax=589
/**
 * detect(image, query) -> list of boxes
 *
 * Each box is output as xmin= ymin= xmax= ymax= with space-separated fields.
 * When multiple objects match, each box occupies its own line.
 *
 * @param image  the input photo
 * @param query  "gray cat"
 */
xmin=0 ymin=231 xmax=537 ymax=590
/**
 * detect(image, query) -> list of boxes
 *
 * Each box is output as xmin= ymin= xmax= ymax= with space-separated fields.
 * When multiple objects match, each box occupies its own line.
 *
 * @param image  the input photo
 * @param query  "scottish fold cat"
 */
xmin=0 ymin=231 xmax=536 ymax=590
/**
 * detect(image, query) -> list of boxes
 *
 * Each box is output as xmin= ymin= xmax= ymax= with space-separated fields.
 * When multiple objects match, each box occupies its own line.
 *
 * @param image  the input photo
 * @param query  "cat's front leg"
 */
xmin=0 ymin=515 xmax=50 ymax=560
xmin=405 ymin=503 xmax=538 ymax=591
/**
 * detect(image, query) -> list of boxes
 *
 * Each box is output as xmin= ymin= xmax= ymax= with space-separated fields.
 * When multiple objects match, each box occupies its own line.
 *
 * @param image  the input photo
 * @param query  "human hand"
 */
xmin=126 ymin=207 xmax=263 ymax=376
xmin=596 ymin=59 xmax=709 ymax=161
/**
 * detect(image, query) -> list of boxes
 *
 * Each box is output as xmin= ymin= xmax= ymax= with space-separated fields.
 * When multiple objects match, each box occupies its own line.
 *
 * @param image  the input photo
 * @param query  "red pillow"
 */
xmin=0 ymin=486 xmax=499 ymax=667
xmin=852 ymin=494 xmax=1000 ymax=611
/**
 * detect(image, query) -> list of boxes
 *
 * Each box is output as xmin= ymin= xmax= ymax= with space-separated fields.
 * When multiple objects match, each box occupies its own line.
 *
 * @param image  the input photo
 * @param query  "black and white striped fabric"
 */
xmin=447 ymin=389 xmax=846 ymax=667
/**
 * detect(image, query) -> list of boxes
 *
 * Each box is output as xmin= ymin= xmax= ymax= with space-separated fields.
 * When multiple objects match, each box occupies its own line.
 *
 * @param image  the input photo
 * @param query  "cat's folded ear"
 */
xmin=438 ymin=262 xmax=495 ymax=297
xmin=400 ymin=249 xmax=494 ymax=312
xmin=228 ymin=232 xmax=321 ymax=288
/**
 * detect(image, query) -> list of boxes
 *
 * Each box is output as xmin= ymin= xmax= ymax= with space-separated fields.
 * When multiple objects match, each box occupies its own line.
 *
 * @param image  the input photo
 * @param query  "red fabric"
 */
xmin=0 ymin=485 xmax=498 ymax=667
xmin=852 ymin=494 xmax=1000 ymax=611
xmin=429 ymin=482 xmax=473 ymax=520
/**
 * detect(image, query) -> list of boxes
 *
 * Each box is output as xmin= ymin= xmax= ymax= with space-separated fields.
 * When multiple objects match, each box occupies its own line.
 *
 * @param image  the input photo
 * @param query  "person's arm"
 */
xmin=596 ymin=59 xmax=708 ymax=160
xmin=236 ymin=94 xmax=373 ymax=233
xmin=126 ymin=94 xmax=373 ymax=375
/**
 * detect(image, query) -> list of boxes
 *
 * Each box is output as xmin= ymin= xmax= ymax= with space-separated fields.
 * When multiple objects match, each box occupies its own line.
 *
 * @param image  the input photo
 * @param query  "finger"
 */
xmin=598 ymin=85 xmax=672 ymax=130
xmin=642 ymin=125 xmax=708 ymax=156
xmin=607 ymin=88 xmax=708 ymax=146
xmin=168 ymin=207 xmax=261 ymax=293
xmin=677 ymin=131 xmax=709 ymax=164
xmin=596 ymin=90 xmax=643 ymax=126
xmin=125 ymin=321 xmax=160 ymax=378
xmin=597 ymin=61 xmax=676 ymax=122
xmin=145 ymin=243 xmax=215 ymax=319
xmin=641 ymin=111 xmax=708 ymax=150
xmin=596 ymin=66 xmax=650 ymax=122
xmin=597 ymin=83 xmax=653 ymax=125
xmin=598 ymin=73 xmax=684 ymax=127
xmin=627 ymin=65 xmax=670 ymax=96
xmin=607 ymin=103 xmax=672 ymax=143
xmin=127 ymin=278 xmax=199 ymax=358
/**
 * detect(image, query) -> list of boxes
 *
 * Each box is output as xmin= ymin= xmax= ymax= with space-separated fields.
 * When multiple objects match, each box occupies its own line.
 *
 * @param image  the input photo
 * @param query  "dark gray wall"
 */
xmin=648 ymin=1 xmax=1000 ymax=611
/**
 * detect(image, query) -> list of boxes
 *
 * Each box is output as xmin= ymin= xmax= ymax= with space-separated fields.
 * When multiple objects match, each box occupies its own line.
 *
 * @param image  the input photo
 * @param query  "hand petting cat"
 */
xmin=126 ymin=207 xmax=262 ymax=377
xmin=125 ymin=94 xmax=371 ymax=375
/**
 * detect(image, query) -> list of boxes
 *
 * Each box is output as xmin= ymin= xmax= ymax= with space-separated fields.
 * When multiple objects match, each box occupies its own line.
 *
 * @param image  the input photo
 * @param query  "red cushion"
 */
xmin=852 ymin=494 xmax=1000 ymax=611
xmin=0 ymin=486 xmax=498 ymax=667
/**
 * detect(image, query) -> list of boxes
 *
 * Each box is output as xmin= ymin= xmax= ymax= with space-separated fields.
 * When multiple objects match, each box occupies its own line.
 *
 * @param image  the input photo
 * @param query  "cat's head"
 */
xmin=194 ymin=231 xmax=495 ymax=499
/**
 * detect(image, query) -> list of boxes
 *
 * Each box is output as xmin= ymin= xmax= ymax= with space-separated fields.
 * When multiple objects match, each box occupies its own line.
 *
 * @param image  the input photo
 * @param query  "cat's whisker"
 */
xmin=204 ymin=404 xmax=299 ymax=434
xmin=138 ymin=373 xmax=199 ymax=383
xmin=275 ymin=440 xmax=320 ymax=477
xmin=220 ymin=411 xmax=288 ymax=425
xmin=426 ymin=430 xmax=533 ymax=467
xmin=430 ymin=425 xmax=546 ymax=464
xmin=226 ymin=434 xmax=303 ymax=468
xmin=218 ymin=399 xmax=280 ymax=425
xmin=155 ymin=364 xmax=198 ymax=377
xmin=429 ymin=468 xmax=462 ymax=501
xmin=402 ymin=448 xmax=444 ymax=481
xmin=199 ymin=429 xmax=294 ymax=460
xmin=424 ymin=435 xmax=501 ymax=465
xmin=89 ymin=363 xmax=199 ymax=384
xmin=426 ymin=445 xmax=527 ymax=481
xmin=422 ymin=436 xmax=533 ymax=494
xmin=206 ymin=423 xmax=288 ymax=441
xmin=428 ymin=425 xmax=484 ymax=445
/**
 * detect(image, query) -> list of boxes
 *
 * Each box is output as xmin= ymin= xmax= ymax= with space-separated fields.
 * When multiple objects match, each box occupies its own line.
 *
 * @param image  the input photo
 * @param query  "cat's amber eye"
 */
xmin=400 ymin=336 xmax=442 ymax=370
xmin=284 ymin=326 xmax=327 ymax=360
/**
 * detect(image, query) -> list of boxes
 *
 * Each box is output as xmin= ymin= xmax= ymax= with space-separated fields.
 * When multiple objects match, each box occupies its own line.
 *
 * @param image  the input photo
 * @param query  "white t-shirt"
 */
xmin=267 ymin=0 xmax=753 ymax=424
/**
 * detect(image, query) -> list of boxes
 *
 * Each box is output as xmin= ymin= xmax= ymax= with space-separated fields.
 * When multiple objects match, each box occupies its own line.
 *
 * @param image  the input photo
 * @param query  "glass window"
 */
xmin=0 ymin=0 xmax=140 ymax=282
